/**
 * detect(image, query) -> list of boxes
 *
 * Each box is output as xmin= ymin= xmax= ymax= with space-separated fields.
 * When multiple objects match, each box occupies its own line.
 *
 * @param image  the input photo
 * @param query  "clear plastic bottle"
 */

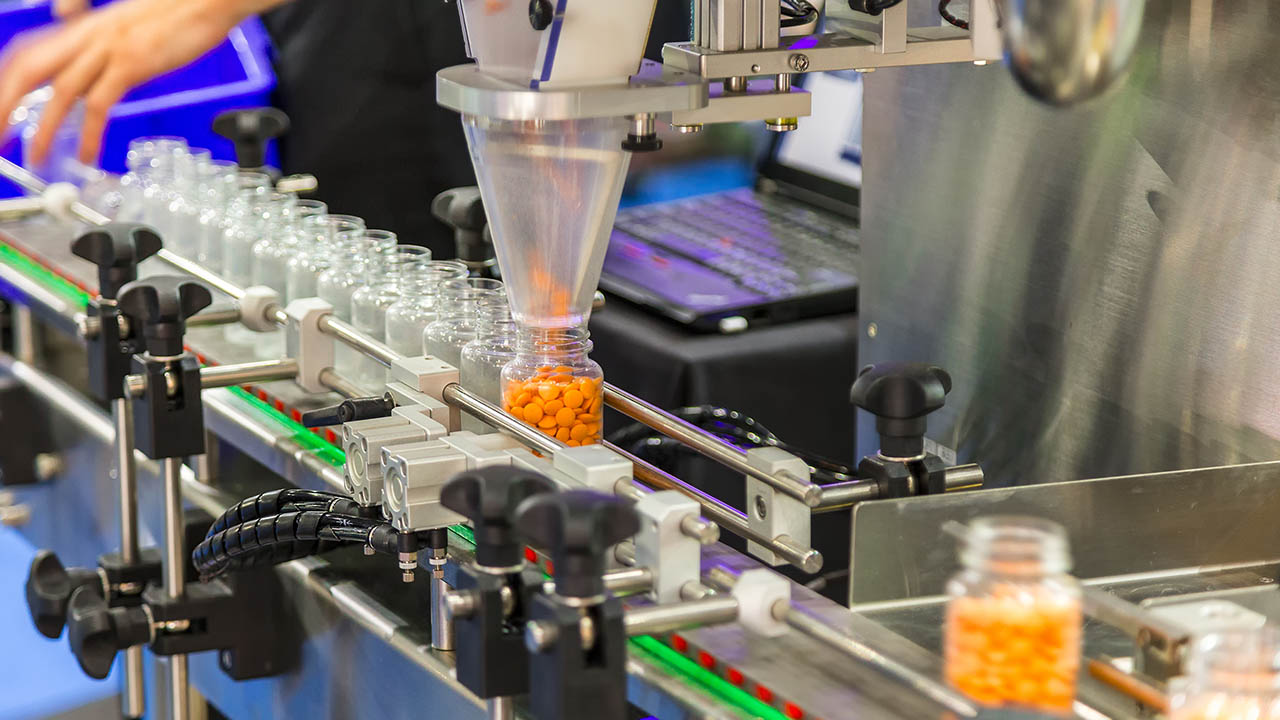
xmin=943 ymin=516 xmax=1082 ymax=716
xmin=423 ymin=277 xmax=505 ymax=368
xmin=500 ymin=326 xmax=603 ymax=446
xmin=287 ymin=214 xmax=364 ymax=302
xmin=384 ymin=260 xmax=469 ymax=357
xmin=460 ymin=298 xmax=517 ymax=434
xmin=351 ymin=243 xmax=431 ymax=390
xmin=1171 ymin=629 xmax=1280 ymax=720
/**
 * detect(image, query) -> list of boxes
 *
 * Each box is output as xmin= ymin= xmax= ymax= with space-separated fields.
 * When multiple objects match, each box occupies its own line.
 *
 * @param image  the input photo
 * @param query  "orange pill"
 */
xmin=578 ymin=413 xmax=599 ymax=423
xmin=579 ymin=381 xmax=597 ymax=399
xmin=584 ymin=423 xmax=599 ymax=436
xmin=540 ymin=424 xmax=556 ymax=436
xmin=538 ymin=415 xmax=557 ymax=429
xmin=566 ymin=439 xmax=581 ymax=447
xmin=523 ymin=403 xmax=544 ymax=424
xmin=588 ymin=396 xmax=602 ymax=413
xmin=537 ymin=366 xmax=553 ymax=373
xmin=555 ymin=408 xmax=575 ymax=427
xmin=580 ymin=437 xmax=596 ymax=445
xmin=563 ymin=389 xmax=584 ymax=409
xmin=555 ymin=427 xmax=571 ymax=441
xmin=513 ymin=391 xmax=532 ymax=407
xmin=508 ymin=406 xmax=524 ymax=421
xmin=544 ymin=399 xmax=565 ymax=415
xmin=538 ymin=384 xmax=561 ymax=401
xmin=549 ymin=374 xmax=573 ymax=384
xmin=570 ymin=424 xmax=590 ymax=441
xmin=553 ymin=366 xmax=574 ymax=374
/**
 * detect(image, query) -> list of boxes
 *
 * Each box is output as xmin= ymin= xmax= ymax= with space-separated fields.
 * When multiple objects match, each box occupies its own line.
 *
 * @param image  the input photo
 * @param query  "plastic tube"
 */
xmin=207 ymin=488 xmax=359 ymax=537
xmin=193 ymin=511 xmax=400 ymax=579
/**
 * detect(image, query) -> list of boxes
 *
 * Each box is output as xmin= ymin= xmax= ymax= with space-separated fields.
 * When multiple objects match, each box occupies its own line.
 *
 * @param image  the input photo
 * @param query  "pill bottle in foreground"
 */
xmin=944 ymin=515 xmax=1082 ymax=715
xmin=501 ymin=327 xmax=603 ymax=446
xmin=1170 ymin=629 xmax=1280 ymax=720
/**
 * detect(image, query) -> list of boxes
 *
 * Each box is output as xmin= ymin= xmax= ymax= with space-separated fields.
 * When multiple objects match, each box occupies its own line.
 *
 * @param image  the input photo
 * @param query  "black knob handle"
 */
xmin=431 ymin=187 xmax=487 ymax=232
xmin=514 ymin=489 xmax=639 ymax=599
xmin=299 ymin=393 xmax=396 ymax=427
xmin=25 ymin=551 xmax=102 ymax=639
xmin=70 ymin=223 xmax=163 ymax=300
xmin=440 ymin=467 xmax=556 ymax=568
xmin=66 ymin=586 xmax=151 ymax=679
xmin=212 ymin=107 xmax=289 ymax=169
xmin=116 ymin=276 xmax=213 ymax=357
xmin=850 ymin=362 xmax=952 ymax=458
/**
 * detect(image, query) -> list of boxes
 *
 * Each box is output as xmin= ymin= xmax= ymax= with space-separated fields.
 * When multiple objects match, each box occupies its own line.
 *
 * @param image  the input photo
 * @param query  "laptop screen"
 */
xmin=760 ymin=70 xmax=864 ymax=217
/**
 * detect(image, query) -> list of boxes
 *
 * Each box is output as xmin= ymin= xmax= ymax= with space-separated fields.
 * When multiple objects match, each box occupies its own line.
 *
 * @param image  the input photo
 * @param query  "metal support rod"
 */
xmin=431 ymin=573 xmax=455 ymax=651
xmin=814 ymin=463 xmax=986 ymax=512
xmin=604 ymin=567 xmax=653 ymax=595
xmin=1082 ymin=587 xmax=1189 ymax=667
xmin=443 ymin=383 xmax=563 ymax=455
xmin=603 ymin=383 xmax=822 ymax=507
xmin=184 ymin=306 xmax=243 ymax=328
xmin=606 ymin=440 xmax=823 ymax=573
xmin=13 ymin=304 xmax=36 ymax=364
xmin=487 ymin=697 xmax=514 ymax=720
xmin=318 ymin=315 xmax=397 ymax=369
xmin=319 ymin=368 xmax=363 ymax=399
xmin=125 ymin=358 xmax=302 ymax=397
xmin=155 ymin=249 xmax=245 ymax=301
xmin=162 ymin=456 xmax=190 ymax=720
xmin=113 ymin=398 xmax=145 ymax=719
xmin=625 ymin=597 xmax=740 ymax=636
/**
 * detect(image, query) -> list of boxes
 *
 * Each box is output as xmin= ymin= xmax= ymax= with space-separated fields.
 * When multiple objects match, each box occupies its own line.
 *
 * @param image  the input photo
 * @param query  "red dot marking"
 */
xmin=783 ymin=702 xmax=804 ymax=719
xmin=257 ymin=389 xmax=269 ymax=402
xmin=325 ymin=429 xmax=337 ymax=444
xmin=726 ymin=667 xmax=744 ymax=686
xmin=697 ymin=651 xmax=715 ymax=670
xmin=273 ymin=398 xmax=285 ymax=412
xmin=670 ymin=634 xmax=688 ymax=653
xmin=544 ymin=559 xmax=554 ymax=575
xmin=290 ymin=408 xmax=302 ymax=422
xmin=524 ymin=547 xmax=538 ymax=563
xmin=755 ymin=684 xmax=774 ymax=703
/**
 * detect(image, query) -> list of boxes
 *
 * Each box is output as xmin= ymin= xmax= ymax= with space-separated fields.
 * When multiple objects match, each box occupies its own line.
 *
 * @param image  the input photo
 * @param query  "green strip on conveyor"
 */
xmin=0 ymin=240 xmax=91 ymax=310
xmin=629 ymin=635 xmax=789 ymax=720
xmin=1 ymin=240 xmax=765 ymax=720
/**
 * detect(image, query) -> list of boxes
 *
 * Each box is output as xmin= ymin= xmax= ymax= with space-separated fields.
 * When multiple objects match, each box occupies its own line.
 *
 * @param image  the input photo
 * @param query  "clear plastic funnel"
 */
xmin=463 ymin=115 xmax=630 ymax=329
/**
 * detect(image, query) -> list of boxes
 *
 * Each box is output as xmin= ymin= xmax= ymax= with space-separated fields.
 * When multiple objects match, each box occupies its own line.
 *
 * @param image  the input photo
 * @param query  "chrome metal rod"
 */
xmin=814 ymin=479 xmax=879 ymax=510
xmin=185 ymin=306 xmax=243 ymax=328
xmin=781 ymin=607 xmax=977 ymax=717
xmin=318 ymin=315 xmax=397 ymax=368
xmin=624 ymin=597 xmax=740 ymax=636
xmin=155 ymin=249 xmax=245 ymax=301
xmin=443 ymin=383 xmax=563 ymax=455
xmin=162 ymin=456 xmax=189 ymax=720
xmin=1082 ymin=587 xmax=1188 ymax=666
xmin=199 ymin=359 xmax=299 ymax=389
xmin=113 ymin=397 xmax=144 ymax=719
xmin=945 ymin=463 xmax=985 ymax=490
xmin=603 ymin=383 xmax=821 ymax=507
xmin=319 ymin=368 xmax=363 ymax=399
xmin=606 ymin=440 xmax=823 ymax=573
xmin=604 ymin=567 xmax=653 ymax=595
xmin=487 ymin=697 xmax=514 ymax=720
xmin=13 ymin=305 xmax=35 ymax=364
xmin=431 ymin=574 xmax=455 ymax=651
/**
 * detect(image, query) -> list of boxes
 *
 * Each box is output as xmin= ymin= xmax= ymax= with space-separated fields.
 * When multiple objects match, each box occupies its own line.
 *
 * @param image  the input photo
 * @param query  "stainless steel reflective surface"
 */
xmin=860 ymin=0 xmax=1280 ymax=489
xmin=850 ymin=461 xmax=1280 ymax=603
xmin=1000 ymin=0 xmax=1144 ymax=104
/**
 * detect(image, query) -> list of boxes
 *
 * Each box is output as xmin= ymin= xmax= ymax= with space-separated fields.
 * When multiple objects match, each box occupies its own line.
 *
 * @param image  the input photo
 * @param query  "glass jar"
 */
xmin=351 ymin=243 xmax=431 ymax=390
xmin=384 ymin=260 xmax=469 ymax=357
xmin=161 ymin=147 xmax=211 ymax=258
xmin=459 ymin=298 xmax=517 ymax=434
xmin=250 ymin=193 xmax=304 ymax=297
xmin=220 ymin=185 xmax=277 ymax=289
xmin=196 ymin=165 xmax=266 ymax=273
xmin=423 ymin=277 xmax=505 ymax=368
xmin=1170 ymin=630 xmax=1280 ymax=720
xmin=287 ymin=214 xmax=364 ymax=302
xmin=119 ymin=136 xmax=187 ymax=223
xmin=943 ymin=516 xmax=1082 ymax=716
xmin=500 ymin=326 xmax=603 ymax=446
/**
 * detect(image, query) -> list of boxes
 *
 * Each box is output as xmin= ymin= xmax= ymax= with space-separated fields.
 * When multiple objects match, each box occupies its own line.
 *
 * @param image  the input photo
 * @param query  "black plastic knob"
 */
xmin=116 ymin=276 xmax=212 ymax=357
xmin=212 ymin=107 xmax=289 ymax=170
xmin=850 ymin=362 xmax=952 ymax=458
xmin=70 ymin=223 xmax=163 ymax=300
xmin=299 ymin=393 xmax=396 ymax=428
xmin=514 ymin=489 xmax=639 ymax=600
xmin=66 ymin=586 xmax=152 ymax=679
xmin=440 ymin=467 xmax=556 ymax=568
xmin=25 ymin=551 xmax=102 ymax=639
xmin=528 ymin=0 xmax=554 ymax=30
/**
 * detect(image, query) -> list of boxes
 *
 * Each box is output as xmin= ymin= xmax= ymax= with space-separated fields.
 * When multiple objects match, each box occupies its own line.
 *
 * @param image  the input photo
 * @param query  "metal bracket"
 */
xmin=342 ymin=417 xmax=430 ymax=506
xmin=284 ymin=298 xmax=335 ymax=394
xmin=744 ymin=447 xmax=811 ymax=567
xmin=381 ymin=440 xmax=468 ymax=531
xmin=634 ymin=492 xmax=701 ymax=603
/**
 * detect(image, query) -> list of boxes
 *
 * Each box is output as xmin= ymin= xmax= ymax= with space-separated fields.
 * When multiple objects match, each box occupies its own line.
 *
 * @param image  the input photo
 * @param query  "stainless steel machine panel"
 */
xmin=858 ymin=0 xmax=1280 ymax=488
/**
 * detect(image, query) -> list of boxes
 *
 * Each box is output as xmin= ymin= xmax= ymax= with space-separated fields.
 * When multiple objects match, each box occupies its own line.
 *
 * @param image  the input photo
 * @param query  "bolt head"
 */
xmin=789 ymin=53 xmax=810 ymax=72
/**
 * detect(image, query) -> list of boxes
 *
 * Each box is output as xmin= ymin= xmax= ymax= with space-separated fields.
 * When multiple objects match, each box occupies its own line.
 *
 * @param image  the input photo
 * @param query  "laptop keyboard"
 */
xmin=606 ymin=188 xmax=859 ymax=310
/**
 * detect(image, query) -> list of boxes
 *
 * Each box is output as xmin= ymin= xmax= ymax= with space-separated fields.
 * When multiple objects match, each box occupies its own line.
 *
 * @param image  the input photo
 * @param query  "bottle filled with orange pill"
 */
xmin=501 ymin=327 xmax=604 ymax=447
xmin=943 ymin=516 xmax=1082 ymax=716
xmin=1170 ymin=629 xmax=1280 ymax=720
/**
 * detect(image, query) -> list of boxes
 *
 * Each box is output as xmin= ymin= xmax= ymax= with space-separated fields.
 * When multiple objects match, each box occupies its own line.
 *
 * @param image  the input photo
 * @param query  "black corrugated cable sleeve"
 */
xmin=207 ymin=489 xmax=359 ymax=538
xmin=192 ymin=511 xmax=400 ymax=580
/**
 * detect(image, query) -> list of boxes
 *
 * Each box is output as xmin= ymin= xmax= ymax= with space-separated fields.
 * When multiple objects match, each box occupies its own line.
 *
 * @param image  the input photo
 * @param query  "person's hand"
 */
xmin=0 ymin=0 xmax=284 ymax=166
xmin=51 ymin=0 xmax=91 ymax=20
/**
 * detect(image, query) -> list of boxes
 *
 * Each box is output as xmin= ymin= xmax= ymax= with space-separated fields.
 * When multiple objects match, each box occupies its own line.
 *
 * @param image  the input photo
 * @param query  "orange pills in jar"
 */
xmin=944 ymin=585 xmax=1081 ymax=713
xmin=503 ymin=367 xmax=604 ymax=446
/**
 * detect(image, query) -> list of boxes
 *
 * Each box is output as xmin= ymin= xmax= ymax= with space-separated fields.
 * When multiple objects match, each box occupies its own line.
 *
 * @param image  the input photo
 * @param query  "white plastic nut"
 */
xmin=731 ymin=569 xmax=790 ymax=637
xmin=240 ymin=285 xmax=282 ymax=332
xmin=41 ymin=182 xmax=79 ymax=222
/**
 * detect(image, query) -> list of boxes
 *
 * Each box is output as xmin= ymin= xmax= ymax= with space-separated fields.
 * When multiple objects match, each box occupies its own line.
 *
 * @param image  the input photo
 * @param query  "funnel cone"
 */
xmin=463 ymin=115 xmax=630 ymax=329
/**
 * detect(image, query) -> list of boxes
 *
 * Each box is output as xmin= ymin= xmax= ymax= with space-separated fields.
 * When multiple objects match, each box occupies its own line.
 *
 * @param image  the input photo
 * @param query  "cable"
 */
xmin=193 ymin=511 xmax=400 ymax=581
xmin=938 ymin=0 xmax=969 ymax=30
xmin=206 ymin=488 xmax=359 ymax=538
xmin=781 ymin=0 xmax=819 ymax=27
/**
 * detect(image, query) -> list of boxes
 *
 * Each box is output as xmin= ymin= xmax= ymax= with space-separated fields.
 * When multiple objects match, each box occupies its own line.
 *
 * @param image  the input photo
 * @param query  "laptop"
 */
xmin=600 ymin=70 xmax=864 ymax=333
